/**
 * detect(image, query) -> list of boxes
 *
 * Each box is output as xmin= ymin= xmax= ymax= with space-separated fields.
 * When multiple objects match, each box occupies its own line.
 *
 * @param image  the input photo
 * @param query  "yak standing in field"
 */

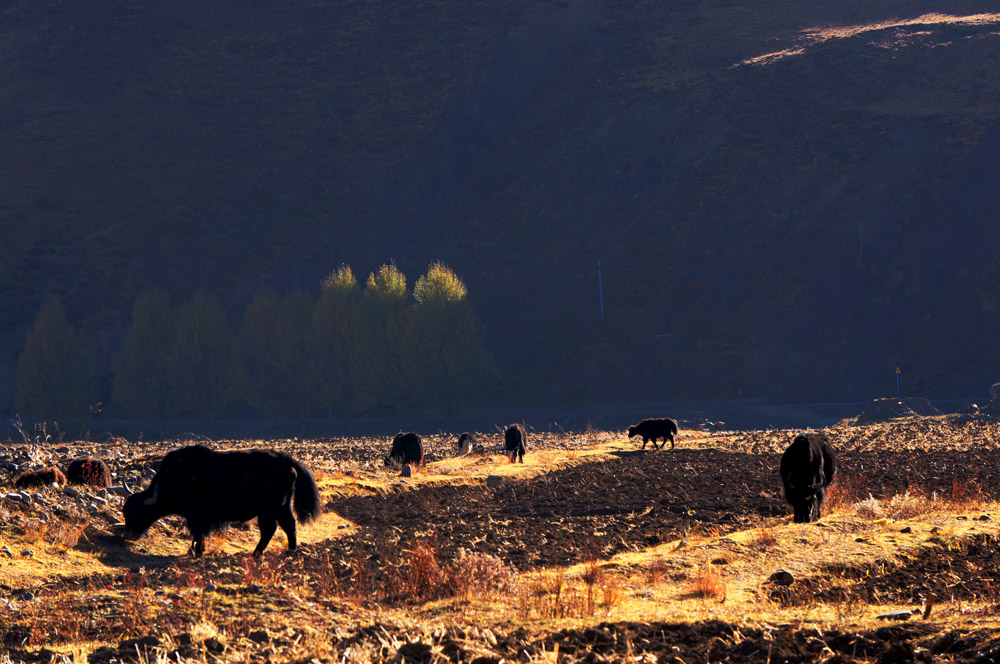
xmin=504 ymin=424 xmax=527 ymax=463
xmin=66 ymin=457 xmax=112 ymax=488
xmin=780 ymin=432 xmax=837 ymax=523
xmin=385 ymin=432 xmax=424 ymax=467
xmin=122 ymin=445 xmax=321 ymax=558
xmin=628 ymin=418 xmax=678 ymax=450
xmin=14 ymin=467 xmax=67 ymax=489
xmin=457 ymin=432 xmax=475 ymax=456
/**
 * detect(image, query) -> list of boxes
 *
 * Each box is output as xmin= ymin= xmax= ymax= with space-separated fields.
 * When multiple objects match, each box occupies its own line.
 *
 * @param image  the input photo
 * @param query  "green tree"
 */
xmin=358 ymin=263 xmax=410 ymax=415
xmin=112 ymin=289 xmax=176 ymax=422
xmin=311 ymin=265 xmax=361 ymax=419
xmin=232 ymin=288 xmax=284 ymax=420
xmin=167 ymin=289 xmax=232 ymax=419
xmin=274 ymin=290 xmax=316 ymax=422
xmin=406 ymin=263 xmax=497 ymax=416
xmin=15 ymin=299 xmax=96 ymax=426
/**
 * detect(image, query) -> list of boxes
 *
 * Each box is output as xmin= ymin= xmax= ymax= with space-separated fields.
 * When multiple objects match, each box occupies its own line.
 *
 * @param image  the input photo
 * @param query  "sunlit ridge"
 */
xmin=738 ymin=12 xmax=1000 ymax=67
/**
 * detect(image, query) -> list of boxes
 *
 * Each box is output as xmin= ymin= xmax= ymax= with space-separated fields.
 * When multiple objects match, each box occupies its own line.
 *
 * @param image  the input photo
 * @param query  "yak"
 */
xmin=627 ymin=418 xmax=678 ymax=450
xmin=504 ymin=424 xmax=527 ymax=463
xmin=457 ymin=432 xmax=475 ymax=456
xmin=66 ymin=457 xmax=112 ymax=488
xmin=122 ymin=445 xmax=321 ymax=558
xmin=385 ymin=432 xmax=423 ymax=467
xmin=780 ymin=432 xmax=837 ymax=523
xmin=14 ymin=467 xmax=67 ymax=489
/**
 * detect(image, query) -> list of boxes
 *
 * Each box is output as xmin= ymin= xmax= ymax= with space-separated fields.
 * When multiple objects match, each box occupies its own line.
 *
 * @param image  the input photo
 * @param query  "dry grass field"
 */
xmin=2 ymin=419 xmax=1000 ymax=662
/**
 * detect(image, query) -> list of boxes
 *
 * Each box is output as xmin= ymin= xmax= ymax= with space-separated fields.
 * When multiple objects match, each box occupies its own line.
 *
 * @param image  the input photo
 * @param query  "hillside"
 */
xmin=2 ymin=1 xmax=1000 ymax=415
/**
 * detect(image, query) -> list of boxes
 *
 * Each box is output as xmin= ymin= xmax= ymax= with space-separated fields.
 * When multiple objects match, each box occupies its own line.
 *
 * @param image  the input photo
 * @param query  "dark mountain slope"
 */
xmin=2 ymin=1 xmax=999 ymax=412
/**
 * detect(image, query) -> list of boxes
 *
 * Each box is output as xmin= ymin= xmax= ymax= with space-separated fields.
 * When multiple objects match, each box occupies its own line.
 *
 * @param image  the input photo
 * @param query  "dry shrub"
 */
xmin=21 ymin=518 xmax=89 ymax=551
xmin=600 ymin=573 xmax=623 ymax=610
xmin=646 ymin=556 xmax=670 ymax=585
xmin=377 ymin=537 xmax=518 ymax=605
xmin=400 ymin=538 xmax=448 ymax=600
xmin=518 ymin=568 xmax=590 ymax=619
xmin=50 ymin=520 xmax=89 ymax=551
xmin=949 ymin=478 xmax=984 ymax=509
xmin=449 ymin=548 xmax=518 ymax=600
xmin=242 ymin=553 xmax=281 ymax=588
xmin=825 ymin=472 xmax=868 ymax=513
xmin=120 ymin=571 xmax=155 ymax=637
xmin=686 ymin=566 xmax=727 ymax=601
xmin=749 ymin=522 xmax=778 ymax=550
xmin=852 ymin=490 xmax=937 ymax=520
xmin=22 ymin=518 xmax=48 ymax=544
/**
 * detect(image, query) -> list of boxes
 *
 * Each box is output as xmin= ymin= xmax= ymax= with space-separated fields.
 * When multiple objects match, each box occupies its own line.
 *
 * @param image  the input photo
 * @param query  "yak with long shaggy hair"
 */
xmin=504 ymin=424 xmax=527 ymax=463
xmin=14 ymin=467 xmax=67 ymax=489
xmin=66 ymin=457 xmax=112 ymax=488
xmin=627 ymin=418 xmax=678 ymax=450
xmin=122 ymin=445 xmax=321 ymax=557
xmin=385 ymin=432 xmax=424 ymax=467
xmin=780 ymin=432 xmax=837 ymax=523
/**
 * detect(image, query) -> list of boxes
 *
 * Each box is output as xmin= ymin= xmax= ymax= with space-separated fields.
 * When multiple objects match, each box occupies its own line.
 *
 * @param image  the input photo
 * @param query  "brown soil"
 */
xmin=773 ymin=533 xmax=1000 ymax=610
xmin=5 ymin=423 xmax=1000 ymax=663
xmin=328 ymin=448 xmax=785 ymax=570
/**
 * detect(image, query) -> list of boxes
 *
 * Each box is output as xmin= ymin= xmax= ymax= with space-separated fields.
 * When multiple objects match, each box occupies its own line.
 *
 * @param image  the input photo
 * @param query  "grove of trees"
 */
xmin=13 ymin=262 xmax=496 ymax=426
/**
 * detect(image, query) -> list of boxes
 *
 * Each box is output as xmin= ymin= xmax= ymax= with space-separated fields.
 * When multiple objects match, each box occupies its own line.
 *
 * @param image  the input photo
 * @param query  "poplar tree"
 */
xmin=167 ymin=289 xmax=232 ymax=419
xmin=15 ymin=299 xmax=96 ymax=426
xmin=358 ymin=263 xmax=409 ymax=415
xmin=112 ymin=289 xmax=176 ymax=422
xmin=311 ymin=265 xmax=360 ymax=419
xmin=406 ymin=262 xmax=496 ymax=416
xmin=232 ymin=288 xmax=283 ymax=420
xmin=274 ymin=290 xmax=316 ymax=422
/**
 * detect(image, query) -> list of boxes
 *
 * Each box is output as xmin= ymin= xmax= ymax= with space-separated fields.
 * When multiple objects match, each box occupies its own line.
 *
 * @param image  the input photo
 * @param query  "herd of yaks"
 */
xmin=7 ymin=418 xmax=837 ymax=557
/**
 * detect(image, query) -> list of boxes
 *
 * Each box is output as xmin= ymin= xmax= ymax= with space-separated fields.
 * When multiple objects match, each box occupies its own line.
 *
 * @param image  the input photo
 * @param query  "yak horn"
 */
xmin=143 ymin=484 xmax=159 ymax=506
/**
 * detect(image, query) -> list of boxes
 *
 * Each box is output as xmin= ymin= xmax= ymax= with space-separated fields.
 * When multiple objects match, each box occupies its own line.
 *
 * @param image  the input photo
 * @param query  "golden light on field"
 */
xmin=739 ymin=12 xmax=1000 ymax=66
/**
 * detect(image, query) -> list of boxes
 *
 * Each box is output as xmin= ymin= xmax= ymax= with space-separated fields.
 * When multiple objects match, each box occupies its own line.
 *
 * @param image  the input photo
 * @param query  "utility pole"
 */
xmin=597 ymin=260 xmax=604 ymax=320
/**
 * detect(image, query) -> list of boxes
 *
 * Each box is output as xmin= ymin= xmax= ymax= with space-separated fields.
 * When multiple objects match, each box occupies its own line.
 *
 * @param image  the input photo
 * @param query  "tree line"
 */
xmin=13 ymin=262 xmax=497 ymax=427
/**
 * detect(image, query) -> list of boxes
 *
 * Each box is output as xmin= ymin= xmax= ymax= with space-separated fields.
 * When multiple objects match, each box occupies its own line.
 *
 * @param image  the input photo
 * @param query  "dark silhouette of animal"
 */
xmin=457 ymin=432 xmax=475 ymax=456
xmin=14 ymin=467 xmax=67 ymax=489
xmin=66 ymin=457 xmax=112 ymax=487
xmin=780 ymin=432 xmax=837 ymax=523
xmin=384 ymin=432 xmax=424 ymax=467
xmin=122 ymin=445 xmax=321 ymax=557
xmin=504 ymin=424 xmax=527 ymax=463
xmin=627 ymin=418 xmax=678 ymax=450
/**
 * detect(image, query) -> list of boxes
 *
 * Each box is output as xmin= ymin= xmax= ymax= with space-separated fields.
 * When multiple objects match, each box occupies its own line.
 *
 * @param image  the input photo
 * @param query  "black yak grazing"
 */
xmin=66 ymin=457 xmax=112 ymax=488
xmin=385 ymin=432 xmax=423 ymax=467
xmin=122 ymin=445 xmax=321 ymax=557
xmin=627 ymin=418 xmax=678 ymax=450
xmin=780 ymin=432 xmax=837 ymax=523
xmin=457 ymin=432 xmax=475 ymax=456
xmin=14 ymin=467 xmax=67 ymax=489
xmin=504 ymin=424 xmax=527 ymax=463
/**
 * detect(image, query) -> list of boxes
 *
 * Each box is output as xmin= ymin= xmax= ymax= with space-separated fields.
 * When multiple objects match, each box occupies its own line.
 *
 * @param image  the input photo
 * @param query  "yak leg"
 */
xmin=668 ymin=433 xmax=675 ymax=450
xmin=254 ymin=513 xmax=279 ymax=557
xmin=278 ymin=503 xmax=298 ymax=550
xmin=641 ymin=437 xmax=648 ymax=450
xmin=187 ymin=521 xmax=208 ymax=558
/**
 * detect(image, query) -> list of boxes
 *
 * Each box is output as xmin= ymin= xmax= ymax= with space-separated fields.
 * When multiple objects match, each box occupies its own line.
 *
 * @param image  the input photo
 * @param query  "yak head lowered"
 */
xmin=121 ymin=479 xmax=173 ymax=540
xmin=784 ymin=471 xmax=828 ymax=523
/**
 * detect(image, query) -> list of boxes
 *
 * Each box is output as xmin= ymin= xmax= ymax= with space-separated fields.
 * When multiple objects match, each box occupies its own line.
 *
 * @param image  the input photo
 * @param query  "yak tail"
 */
xmin=291 ymin=460 xmax=322 ymax=524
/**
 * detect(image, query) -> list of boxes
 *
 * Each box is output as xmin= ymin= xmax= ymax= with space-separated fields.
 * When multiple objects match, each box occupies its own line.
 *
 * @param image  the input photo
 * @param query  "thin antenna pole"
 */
xmin=598 ymin=260 xmax=604 ymax=319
